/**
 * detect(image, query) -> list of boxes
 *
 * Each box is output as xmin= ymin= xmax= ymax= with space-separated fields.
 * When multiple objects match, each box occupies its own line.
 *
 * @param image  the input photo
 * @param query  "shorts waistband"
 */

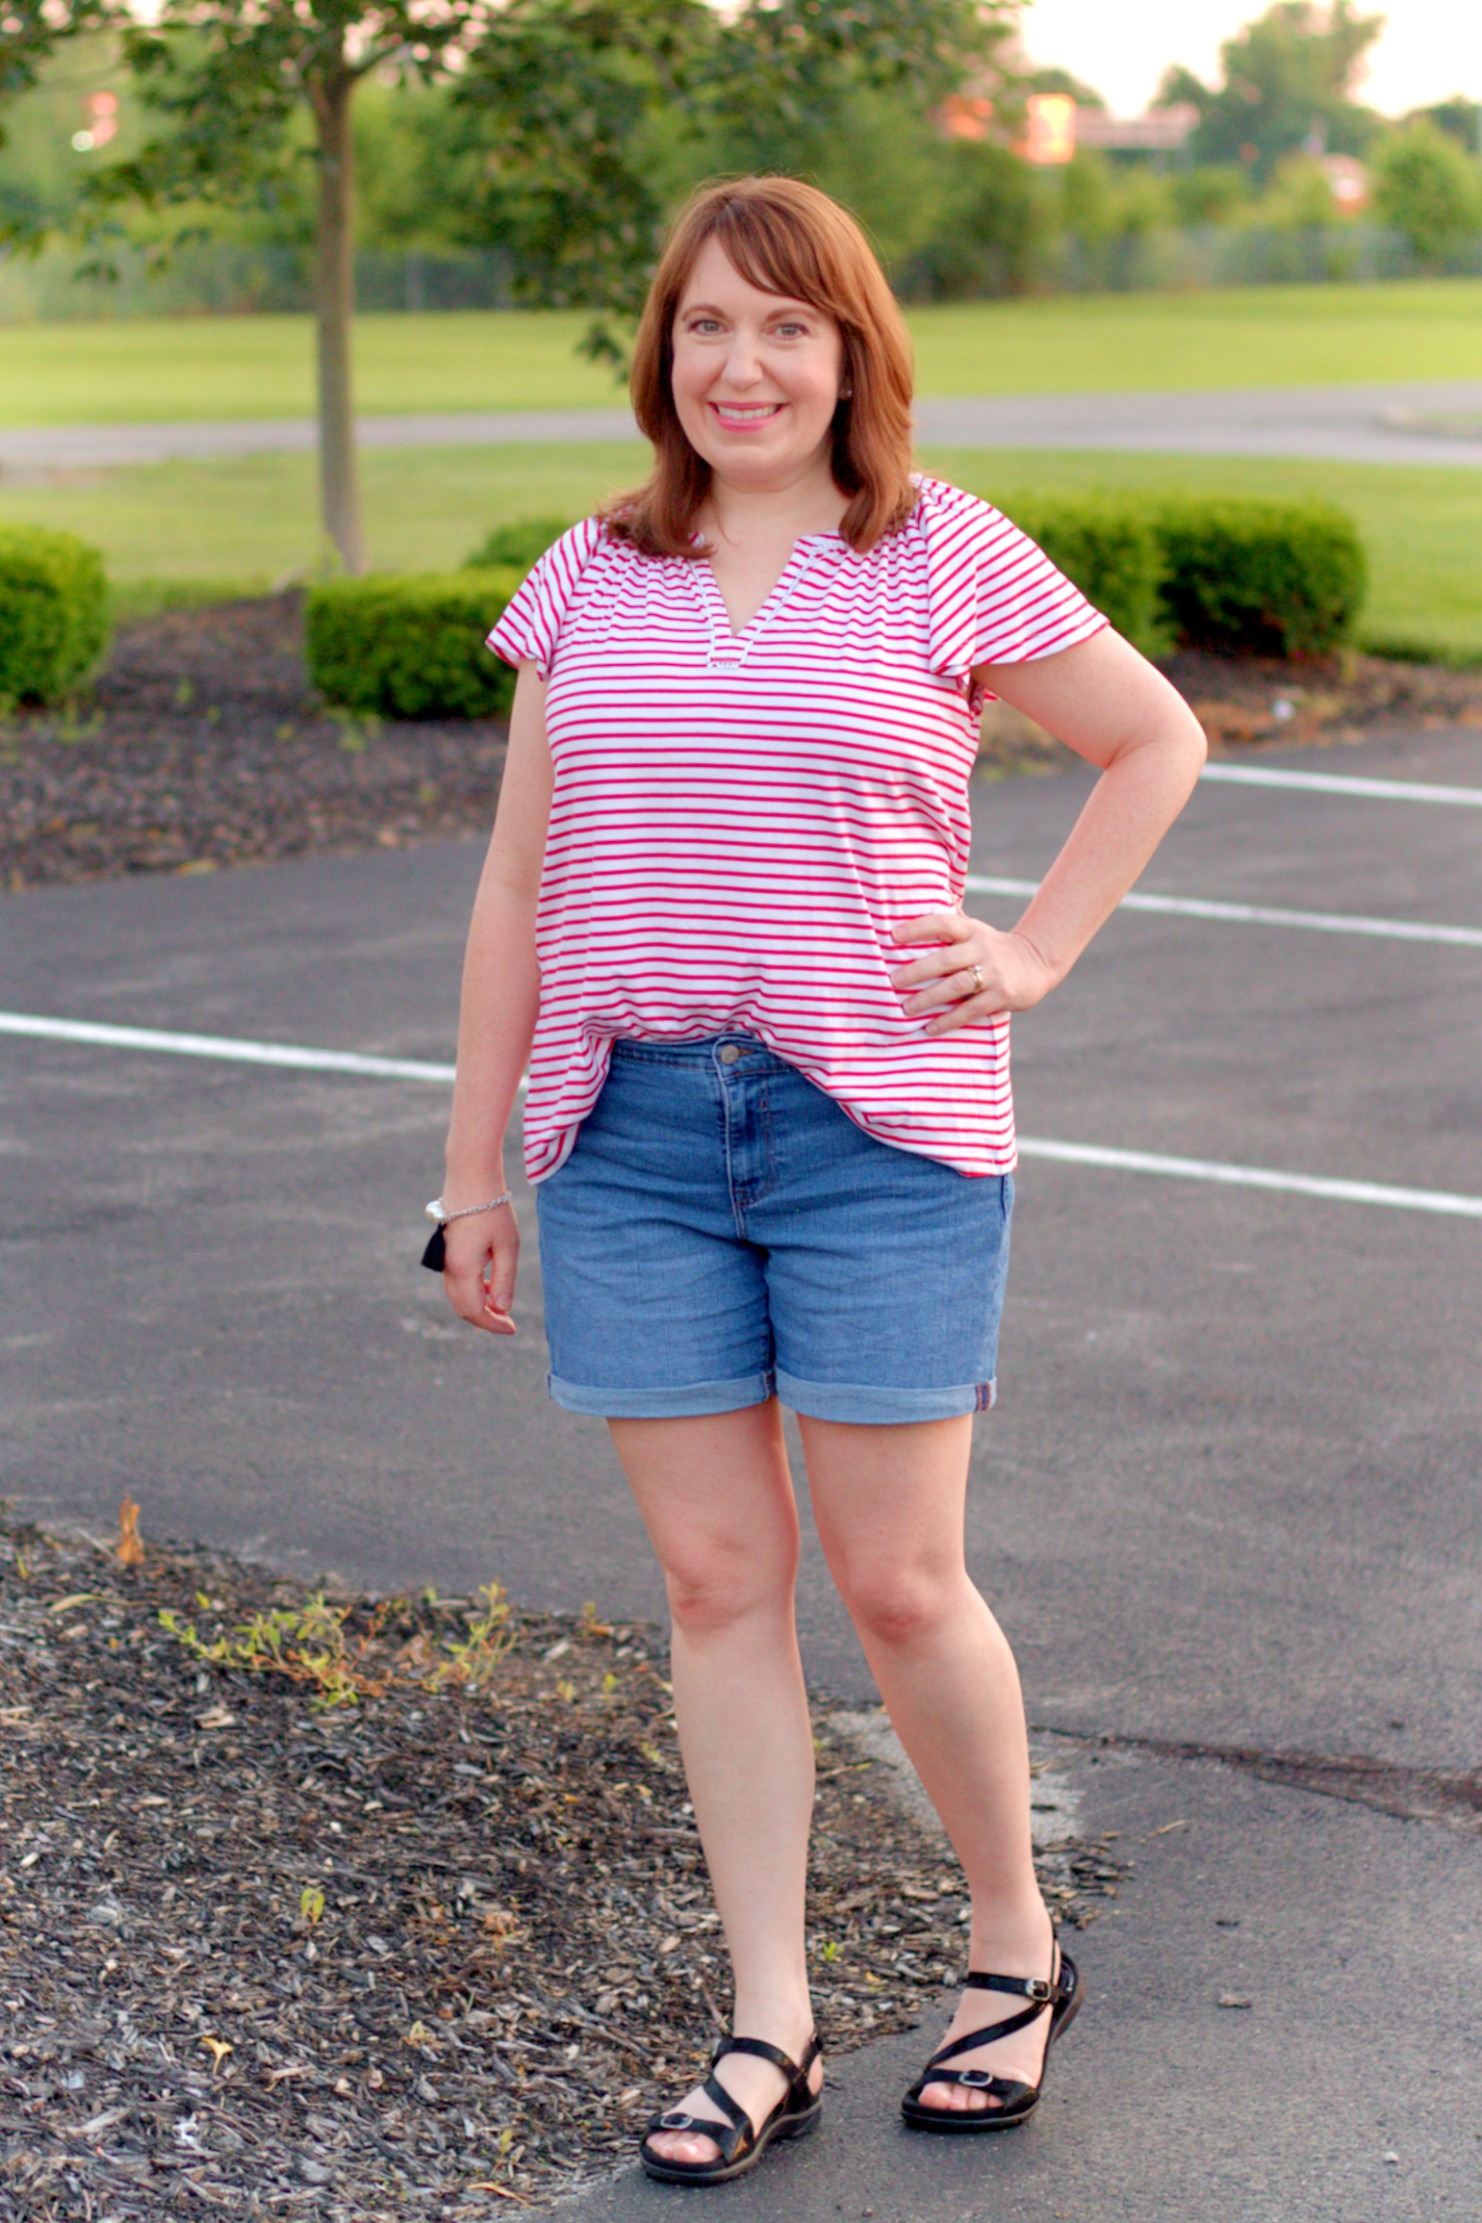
xmin=607 ymin=1033 xmax=795 ymax=1075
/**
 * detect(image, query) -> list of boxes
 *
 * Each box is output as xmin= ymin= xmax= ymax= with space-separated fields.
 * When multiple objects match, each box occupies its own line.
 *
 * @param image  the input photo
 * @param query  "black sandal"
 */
xmin=901 ymin=1945 xmax=1080 ymax=2134
xmin=639 ymin=2031 xmax=823 ymax=2186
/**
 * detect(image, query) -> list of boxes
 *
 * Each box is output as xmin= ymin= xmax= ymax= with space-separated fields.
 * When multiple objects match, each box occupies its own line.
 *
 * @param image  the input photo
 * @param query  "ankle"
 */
xmin=966 ymin=1896 xmax=1053 ymax=1969
xmin=730 ymin=1985 xmax=817 ymax=2053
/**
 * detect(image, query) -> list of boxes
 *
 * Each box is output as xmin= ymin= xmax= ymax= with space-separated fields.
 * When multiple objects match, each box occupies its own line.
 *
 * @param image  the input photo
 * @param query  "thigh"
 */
xmin=610 ymin=1404 xmax=800 ymax=1600
xmin=536 ymin=1047 xmax=773 ymax=1416
xmin=754 ymin=1077 xmax=1014 ymax=1424
xmin=800 ymin=1413 xmax=974 ymax=1588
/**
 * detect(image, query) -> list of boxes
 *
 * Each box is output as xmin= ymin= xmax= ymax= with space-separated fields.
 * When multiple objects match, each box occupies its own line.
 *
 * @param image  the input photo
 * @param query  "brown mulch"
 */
xmin=0 ymin=1504 xmax=1121 ymax=2219
xmin=0 ymin=595 xmax=504 ymax=893
xmin=4 ymin=597 xmax=1482 ymax=891
xmin=979 ymin=643 xmax=1482 ymax=774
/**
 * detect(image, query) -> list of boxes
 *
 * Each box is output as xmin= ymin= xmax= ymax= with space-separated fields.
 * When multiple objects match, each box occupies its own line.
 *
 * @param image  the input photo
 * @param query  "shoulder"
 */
xmin=906 ymin=474 xmax=1019 ymax=561
xmin=538 ymin=513 xmax=614 ymax=582
xmin=487 ymin=515 xmax=620 ymax=672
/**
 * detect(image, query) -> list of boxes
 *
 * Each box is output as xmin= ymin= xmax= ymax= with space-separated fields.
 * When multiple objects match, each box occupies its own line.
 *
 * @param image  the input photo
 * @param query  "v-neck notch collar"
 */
xmin=691 ymin=531 xmax=846 ymax=668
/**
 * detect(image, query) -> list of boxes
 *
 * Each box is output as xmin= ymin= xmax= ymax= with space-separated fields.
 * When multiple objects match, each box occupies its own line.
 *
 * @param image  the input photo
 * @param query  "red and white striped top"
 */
xmin=487 ymin=475 xmax=1105 ymax=1182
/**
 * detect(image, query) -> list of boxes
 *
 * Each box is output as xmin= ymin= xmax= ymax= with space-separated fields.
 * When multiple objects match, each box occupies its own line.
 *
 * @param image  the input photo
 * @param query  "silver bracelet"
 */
xmin=425 ymin=1191 xmax=512 ymax=1226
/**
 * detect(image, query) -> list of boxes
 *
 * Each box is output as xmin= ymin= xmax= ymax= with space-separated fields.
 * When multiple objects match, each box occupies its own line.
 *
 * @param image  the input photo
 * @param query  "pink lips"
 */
xmin=707 ymin=401 xmax=783 ymax=434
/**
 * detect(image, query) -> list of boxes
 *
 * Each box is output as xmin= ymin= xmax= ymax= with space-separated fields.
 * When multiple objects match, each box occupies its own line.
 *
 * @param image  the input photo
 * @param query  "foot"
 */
xmin=916 ymin=1908 xmax=1058 ymax=2116
xmin=643 ymin=2027 xmax=823 ymax=2169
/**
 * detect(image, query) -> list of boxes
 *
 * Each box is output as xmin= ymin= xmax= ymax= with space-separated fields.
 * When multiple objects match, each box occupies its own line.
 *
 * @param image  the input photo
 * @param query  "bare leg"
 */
xmin=610 ymin=1403 xmax=823 ymax=2166
xmin=801 ymin=1413 xmax=1055 ymax=2114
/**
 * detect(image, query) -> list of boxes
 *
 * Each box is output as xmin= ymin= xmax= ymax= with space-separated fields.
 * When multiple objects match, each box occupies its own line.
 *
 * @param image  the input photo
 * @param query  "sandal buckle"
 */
xmin=1025 ymin=1978 xmax=1053 ymax=2002
xmin=957 ymin=2070 xmax=994 ymax=2088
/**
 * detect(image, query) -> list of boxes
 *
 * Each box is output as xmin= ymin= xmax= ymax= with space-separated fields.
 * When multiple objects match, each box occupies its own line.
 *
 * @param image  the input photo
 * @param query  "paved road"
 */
xmin=4 ymin=727 xmax=1481 ymax=2218
xmin=4 ymin=382 xmax=1482 ymax=471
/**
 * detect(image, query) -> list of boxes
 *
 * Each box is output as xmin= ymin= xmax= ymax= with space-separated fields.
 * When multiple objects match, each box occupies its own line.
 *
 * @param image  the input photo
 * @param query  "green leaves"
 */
xmin=96 ymin=3 xmax=495 ymax=214
xmin=1157 ymin=1 xmax=1385 ymax=180
xmin=448 ymin=0 xmax=1015 ymax=360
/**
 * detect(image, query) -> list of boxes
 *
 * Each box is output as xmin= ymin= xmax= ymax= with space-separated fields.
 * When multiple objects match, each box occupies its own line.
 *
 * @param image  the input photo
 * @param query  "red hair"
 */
xmin=603 ymin=176 xmax=916 ymax=558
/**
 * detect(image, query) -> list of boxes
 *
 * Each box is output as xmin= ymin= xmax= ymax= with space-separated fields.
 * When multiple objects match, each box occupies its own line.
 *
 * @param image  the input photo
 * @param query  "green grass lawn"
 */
xmin=2 ymin=439 xmax=1477 ymax=662
xmin=3 ymin=280 xmax=1481 ymax=424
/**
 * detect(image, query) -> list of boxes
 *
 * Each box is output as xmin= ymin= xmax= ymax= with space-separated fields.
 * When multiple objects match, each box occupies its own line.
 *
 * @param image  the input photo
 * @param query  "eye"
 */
xmin=685 ymin=316 xmax=724 ymax=335
xmin=773 ymin=320 xmax=809 ymax=338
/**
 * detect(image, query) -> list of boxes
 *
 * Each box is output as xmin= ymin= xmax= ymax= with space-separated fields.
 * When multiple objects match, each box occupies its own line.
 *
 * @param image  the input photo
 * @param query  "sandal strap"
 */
xmin=909 ymin=2065 xmax=1032 ymax=2099
xmin=964 ymin=1967 xmax=1071 ymax=2006
xmin=714 ymin=2033 xmax=800 ymax=2079
xmin=645 ymin=2104 xmax=747 ymax=2166
xmin=713 ymin=2030 xmax=820 ymax=2109
xmin=644 ymin=2030 xmax=823 ymax=2163
xmin=918 ymin=1999 xmax=1046 ymax=2074
xmin=696 ymin=2070 xmax=750 ymax=2133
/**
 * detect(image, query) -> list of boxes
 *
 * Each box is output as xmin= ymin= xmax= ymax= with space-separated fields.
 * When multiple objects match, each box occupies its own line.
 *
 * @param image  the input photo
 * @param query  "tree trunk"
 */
xmin=311 ymin=64 xmax=365 ymax=575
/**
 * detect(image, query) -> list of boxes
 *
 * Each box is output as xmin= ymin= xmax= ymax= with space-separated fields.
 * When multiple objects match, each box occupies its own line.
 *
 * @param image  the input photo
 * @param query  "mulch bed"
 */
xmin=4 ymin=595 xmax=1481 ymax=892
xmin=0 ymin=1504 xmax=1121 ymax=2219
xmin=0 ymin=596 xmax=504 ymax=893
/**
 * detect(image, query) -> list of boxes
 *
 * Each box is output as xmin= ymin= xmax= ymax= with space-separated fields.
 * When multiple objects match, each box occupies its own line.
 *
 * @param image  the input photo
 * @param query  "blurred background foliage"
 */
xmin=2 ymin=6 xmax=1479 ymax=323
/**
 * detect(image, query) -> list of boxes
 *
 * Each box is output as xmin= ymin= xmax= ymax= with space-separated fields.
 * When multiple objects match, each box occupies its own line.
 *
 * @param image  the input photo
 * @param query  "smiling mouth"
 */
xmin=709 ymin=402 xmax=783 ymax=428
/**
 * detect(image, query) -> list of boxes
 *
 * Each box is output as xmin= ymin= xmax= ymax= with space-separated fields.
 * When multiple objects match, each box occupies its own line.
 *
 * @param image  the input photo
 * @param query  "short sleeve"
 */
xmin=485 ymin=516 xmax=606 ymax=679
xmin=915 ymin=477 xmax=1107 ymax=680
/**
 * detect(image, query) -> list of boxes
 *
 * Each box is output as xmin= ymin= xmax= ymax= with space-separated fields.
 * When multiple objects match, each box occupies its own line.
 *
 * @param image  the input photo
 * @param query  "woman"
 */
xmin=432 ymin=176 xmax=1206 ymax=2186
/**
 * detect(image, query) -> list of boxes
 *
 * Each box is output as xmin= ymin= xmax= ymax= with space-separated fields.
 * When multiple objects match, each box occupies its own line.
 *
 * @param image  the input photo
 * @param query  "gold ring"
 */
xmin=969 ymin=963 xmax=984 ymax=995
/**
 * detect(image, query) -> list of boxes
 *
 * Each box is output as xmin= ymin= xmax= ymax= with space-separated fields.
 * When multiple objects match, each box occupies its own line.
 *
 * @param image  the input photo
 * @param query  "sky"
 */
xmin=1017 ymin=0 xmax=1482 ymax=120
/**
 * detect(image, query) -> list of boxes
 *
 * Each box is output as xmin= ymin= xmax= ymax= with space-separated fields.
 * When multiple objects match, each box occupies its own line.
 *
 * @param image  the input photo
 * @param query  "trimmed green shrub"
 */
xmin=1153 ymin=497 xmax=1366 ymax=659
xmin=0 ymin=526 xmax=109 ymax=706
xmin=305 ymin=567 xmax=523 ymax=721
xmin=995 ymin=495 xmax=1168 ymax=655
xmin=463 ymin=516 xmax=576 ymax=573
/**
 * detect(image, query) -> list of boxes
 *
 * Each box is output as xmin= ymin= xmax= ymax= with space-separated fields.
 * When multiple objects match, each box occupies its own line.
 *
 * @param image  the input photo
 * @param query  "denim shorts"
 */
xmin=534 ymin=1035 xmax=1012 ymax=1424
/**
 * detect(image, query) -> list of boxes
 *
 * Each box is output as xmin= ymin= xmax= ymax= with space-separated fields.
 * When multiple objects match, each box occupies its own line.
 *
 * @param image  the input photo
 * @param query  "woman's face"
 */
xmin=670 ymin=236 xmax=845 ymax=496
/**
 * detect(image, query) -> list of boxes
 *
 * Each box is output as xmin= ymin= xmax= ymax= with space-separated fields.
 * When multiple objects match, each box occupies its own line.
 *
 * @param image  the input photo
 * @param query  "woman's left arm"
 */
xmin=890 ymin=629 xmax=1208 ymax=1033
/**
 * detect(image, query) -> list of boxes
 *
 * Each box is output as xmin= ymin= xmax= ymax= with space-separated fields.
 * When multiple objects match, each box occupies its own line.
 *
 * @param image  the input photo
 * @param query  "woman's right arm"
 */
xmin=439 ymin=659 xmax=552 ymax=1336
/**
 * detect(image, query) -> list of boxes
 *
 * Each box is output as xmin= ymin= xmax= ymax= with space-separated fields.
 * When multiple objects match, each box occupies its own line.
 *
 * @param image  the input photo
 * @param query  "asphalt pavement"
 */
xmin=4 ymin=725 xmax=1481 ymax=2219
xmin=4 ymin=381 xmax=1481 ymax=471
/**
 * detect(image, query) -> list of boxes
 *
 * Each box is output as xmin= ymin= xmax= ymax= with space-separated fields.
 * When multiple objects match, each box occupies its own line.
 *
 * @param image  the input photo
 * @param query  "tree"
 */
xmin=1372 ymin=121 xmax=1482 ymax=269
xmin=1156 ymin=2 xmax=1382 ymax=181
xmin=0 ymin=0 xmax=123 ymax=241
xmin=98 ymin=4 xmax=498 ymax=576
xmin=1406 ymin=98 xmax=1482 ymax=161
xmin=93 ymin=0 xmax=1012 ymax=574
xmin=445 ymin=0 xmax=1014 ymax=361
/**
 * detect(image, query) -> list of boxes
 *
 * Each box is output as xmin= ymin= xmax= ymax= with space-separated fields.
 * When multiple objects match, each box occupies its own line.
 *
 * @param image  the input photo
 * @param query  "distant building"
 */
xmin=1072 ymin=104 xmax=1199 ymax=156
xmin=1321 ymin=155 xmax=1368 ymax=212
xmin=939 ymin=91 xmax=1200 ymax=167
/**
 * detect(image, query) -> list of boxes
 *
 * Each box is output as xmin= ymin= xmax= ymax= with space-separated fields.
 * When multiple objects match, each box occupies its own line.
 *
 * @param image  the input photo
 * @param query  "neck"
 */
xmin=704 ymin=459 xmax=845 ymax=545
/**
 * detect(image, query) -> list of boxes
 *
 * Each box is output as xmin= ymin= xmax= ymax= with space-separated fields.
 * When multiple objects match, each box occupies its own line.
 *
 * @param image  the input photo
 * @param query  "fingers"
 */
xmin=888 ymin=907 xmax=974 ymax=990
xmin=480 ymin=1233 xmax=519 ymax=1333
xmin=891 ymin=906 xmax=970 ymax=948
xmin=442 ymin=1211 xmax=520 ymax=1335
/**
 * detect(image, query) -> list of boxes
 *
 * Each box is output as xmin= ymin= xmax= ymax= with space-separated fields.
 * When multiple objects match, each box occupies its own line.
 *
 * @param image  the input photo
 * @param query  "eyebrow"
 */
xmin=679 ymin=298 xmax=815 ymax=317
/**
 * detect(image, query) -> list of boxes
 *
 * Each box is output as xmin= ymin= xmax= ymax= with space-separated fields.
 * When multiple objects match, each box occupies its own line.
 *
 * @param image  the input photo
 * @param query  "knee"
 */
xmin=834 ymin=1555 xmax=964 ymax=1650
xmin=662 ymin=1535 xmax=796 ymax=1640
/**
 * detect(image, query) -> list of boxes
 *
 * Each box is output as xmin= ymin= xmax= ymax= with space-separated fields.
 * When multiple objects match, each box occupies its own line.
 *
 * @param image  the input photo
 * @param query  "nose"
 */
xmin=717 ymin=331 xmax=764 ymax=388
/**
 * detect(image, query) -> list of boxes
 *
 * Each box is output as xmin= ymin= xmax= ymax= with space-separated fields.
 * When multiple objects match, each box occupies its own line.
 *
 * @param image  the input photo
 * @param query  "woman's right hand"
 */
xmin=442 ymin=1203 xmax=520 ymax=1336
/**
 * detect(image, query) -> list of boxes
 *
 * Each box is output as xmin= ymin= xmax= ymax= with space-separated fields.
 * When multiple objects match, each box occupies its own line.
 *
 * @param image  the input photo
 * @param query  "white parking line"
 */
xmin=0 ymin=1011 xmax=457 ymax=1083
xmin=963 ymin=876 xmax=1482 ymax=948
xmin=1200 ymin=763 xmax=1482 ymax=807
xmin=1016 ymin=1138 xmax=1482 ymax=1219
xmin=4 ymin=1009 xmax=1481 ymax=1221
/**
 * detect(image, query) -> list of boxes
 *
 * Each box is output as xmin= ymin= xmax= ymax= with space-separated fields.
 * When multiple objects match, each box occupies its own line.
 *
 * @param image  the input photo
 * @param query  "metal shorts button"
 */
xmin=718 ymin=1044 xmax=742 ymax=1065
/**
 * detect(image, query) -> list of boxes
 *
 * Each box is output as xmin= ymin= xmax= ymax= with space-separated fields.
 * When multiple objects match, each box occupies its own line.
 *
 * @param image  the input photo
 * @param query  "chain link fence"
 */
xmin=2 ymin=226 xmax=1480 ymax=323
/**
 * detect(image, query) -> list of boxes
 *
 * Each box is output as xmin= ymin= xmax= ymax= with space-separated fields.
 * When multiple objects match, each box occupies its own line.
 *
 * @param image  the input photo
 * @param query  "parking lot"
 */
xmin=4 ymin=721 xmax=1480 ymax=2220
